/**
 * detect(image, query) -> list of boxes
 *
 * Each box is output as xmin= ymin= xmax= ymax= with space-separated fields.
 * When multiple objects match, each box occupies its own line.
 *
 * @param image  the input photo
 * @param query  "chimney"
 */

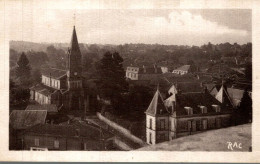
xmin=204 ymin=86 xmax=208 ymax=93
xmin=143 ymin=65 xmax=146 ymax=73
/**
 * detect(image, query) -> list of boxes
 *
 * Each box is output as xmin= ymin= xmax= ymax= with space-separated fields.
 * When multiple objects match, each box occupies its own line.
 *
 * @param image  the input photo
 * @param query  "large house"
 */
xmin=30 ymin=26 xmax=88 ymax=111
xmin=126 ymin=65 xmax=162 ymax=81
xmin=9 ymin=110 xmax=47 ymax=150
xmin=22 ymin=123 xmax=114 ymax=150
xmin=172 ymin=65 xmax=190 ymax=75
xmin=145 ymin=85 xmax=233 ymax=145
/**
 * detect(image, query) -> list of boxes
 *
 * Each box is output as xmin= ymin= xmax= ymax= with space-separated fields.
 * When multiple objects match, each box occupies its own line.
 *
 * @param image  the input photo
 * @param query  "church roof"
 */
xmin=70 ymin=26 xmax=80 ymax=53
xmin=41 ymin=68 xmax=67 ymax=79
xmin=145 ymin=89 xmax=169 ymax=116
xmin=30 ymin=84 xmax=57 ymax=96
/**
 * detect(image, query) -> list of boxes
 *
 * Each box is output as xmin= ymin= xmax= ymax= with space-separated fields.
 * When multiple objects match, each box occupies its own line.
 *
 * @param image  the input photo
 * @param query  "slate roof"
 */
xmin=9 ymin=110 xmax=47 ymax=130
xmin=30 ymin=84 xmax=57 ymax=96
xmin=204 ymin=83 xmax=216 ymax=92
xmin=145 ymin=89 xmax=170 ymax=116
xmin=173 ymin=65 xmax=190 ymax=72
xmin=175 ymin=82 xmax=204 ymax=93
xmin=25 ymin=104 xmax=58 ymax=113
xmin=41 ymin=68 xmax=67 ymax=79
xmin=25 ymin=123 xmax=113 ymax=140
xmin=127 ymin=66 xmax=162 ymax=74
xmin=70 ymin=26 xmax=81 ymax=53
xmin=227 ymin=87 xmax=245 ymax=107
xmin=162 ymin=74 xmax=199 ymax=83
xmin=175 ymin=92 xmax=231 ymax=116
xmin=215 ymin=85 xmax=234 ymax=108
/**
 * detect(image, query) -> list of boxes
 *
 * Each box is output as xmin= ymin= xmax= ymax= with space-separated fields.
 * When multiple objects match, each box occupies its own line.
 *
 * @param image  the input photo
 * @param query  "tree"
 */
xmin=9 ymin=79 xmax=30 ymax=107
xmin=238 ymin=89 xmax=252 ymax=124
xmin=15 ymin=52 xmax=31 ymax=87
xmin=245 ymin=63 xmax=252 ymax=82
xmin=96 ymin=51 xmax=128 ymax=114
xmin=32 ymin=69 xmax=41 ymax=84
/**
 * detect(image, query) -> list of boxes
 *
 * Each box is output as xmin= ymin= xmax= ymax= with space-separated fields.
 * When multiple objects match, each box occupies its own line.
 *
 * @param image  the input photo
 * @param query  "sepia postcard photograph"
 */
xmin=1 ymin=0 xmax=260 ymax=162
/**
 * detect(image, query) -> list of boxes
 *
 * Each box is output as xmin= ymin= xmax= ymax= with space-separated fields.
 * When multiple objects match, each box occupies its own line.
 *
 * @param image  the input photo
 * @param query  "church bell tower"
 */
xmin=67 ymin=26 xmax=82 ymax=90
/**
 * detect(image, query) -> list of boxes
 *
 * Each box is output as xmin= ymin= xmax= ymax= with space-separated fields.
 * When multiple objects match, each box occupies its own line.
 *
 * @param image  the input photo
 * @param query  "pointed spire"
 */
xmin=145 ymin=88 xmax=169 ymax=115
xmin=215 ymin=85 xmax=234 ymax=107
xmin=70 ymin=26 xmax=80 ymax=53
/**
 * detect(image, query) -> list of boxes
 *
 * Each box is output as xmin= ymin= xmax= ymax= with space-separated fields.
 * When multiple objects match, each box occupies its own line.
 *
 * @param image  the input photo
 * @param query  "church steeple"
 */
xmin=67 ymin=26 xmax=82 ymax=89
xmin=70 ymin=26 xmax=80 ymax=53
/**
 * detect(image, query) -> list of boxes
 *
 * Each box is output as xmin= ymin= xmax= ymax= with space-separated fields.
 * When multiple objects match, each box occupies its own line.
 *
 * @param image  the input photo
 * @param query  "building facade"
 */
xmin=22 ymin=124 xmax=113 ymax=150
xmin=172 ymin=65 xmax=190 ymax=75
xmin=125 ymin=65 xmax=162 ymax=81
xmin=145 ymin=86 xmax=233 ymax=145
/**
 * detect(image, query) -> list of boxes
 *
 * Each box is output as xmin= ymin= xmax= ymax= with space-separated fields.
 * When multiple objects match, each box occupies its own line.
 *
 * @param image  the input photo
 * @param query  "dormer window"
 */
xmin=184 ymin=107 xmax=193 ymax=115
xmin=212 ymin=104 xmax=221 ymax=112
xmin=199 ymin=105 xmax=207 ymax=114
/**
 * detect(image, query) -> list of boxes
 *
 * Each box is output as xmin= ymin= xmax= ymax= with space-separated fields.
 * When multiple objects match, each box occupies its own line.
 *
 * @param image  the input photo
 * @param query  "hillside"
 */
xmin=137 ymin=124 xmax=251 ymax=151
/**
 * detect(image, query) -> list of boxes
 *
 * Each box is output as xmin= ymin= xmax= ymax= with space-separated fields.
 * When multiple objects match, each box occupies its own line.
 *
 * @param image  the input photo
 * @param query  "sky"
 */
xmin=7 ymin=2 xmax=251 ymax=46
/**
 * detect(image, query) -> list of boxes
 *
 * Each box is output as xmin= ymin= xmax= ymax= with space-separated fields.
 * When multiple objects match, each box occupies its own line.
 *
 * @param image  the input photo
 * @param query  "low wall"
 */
xmin=113 ymin=137 xmax=133 ymax=151
xmin=97 ymin=112 xmax=146 ymax=146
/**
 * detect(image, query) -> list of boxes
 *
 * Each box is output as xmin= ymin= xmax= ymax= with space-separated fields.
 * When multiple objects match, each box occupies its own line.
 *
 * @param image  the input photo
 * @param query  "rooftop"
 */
xmin=145 ymin=89 xmax=170 ymax=116
xmin=175 ymin=91 xmax=229 ymax=116
xmin=25 ymin=122 xmax=113 ymax=140
xmin=41 ymin=68 xmax=67 ymax=79
xmin=25 ymin=104 xmax=58 ymax=113
xmin=30 ymin=83 xmax=57 ymax=96
xmin=10 ymin=110 xmax=47 ymax=130
xmin=173 ymin=65 xmax=190 ymax=72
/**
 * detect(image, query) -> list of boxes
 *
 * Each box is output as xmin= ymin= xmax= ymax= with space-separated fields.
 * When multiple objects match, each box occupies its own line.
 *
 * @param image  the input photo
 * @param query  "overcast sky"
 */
xmin=8 ymin=4 xmax=251 ymax=46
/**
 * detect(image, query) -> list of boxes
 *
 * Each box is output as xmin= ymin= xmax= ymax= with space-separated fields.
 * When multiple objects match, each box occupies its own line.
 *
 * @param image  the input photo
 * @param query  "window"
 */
xmin=149 ymin=132 xmax=152 ymax=144
xmin=188 ymin=120 xmax=192 ymax=132
xmin=202 ymin=119 xmax=207 ymax=130
xmin=34 ymin=138 xmax=39 ymax=146
xmin=82 ymin=142 xmax=87 ymax=150
xmin=54 ymin=140 xmax=59 ymax=149
xmin=149 ymin=119 xmax=152 ymax=129
xmin=160 ymin=119 xmax=165 ymax=130
xmin=216 ymin=118 xmax=221 ymax=128
xmin=196 ymin=120 xmax=201 ymax=131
